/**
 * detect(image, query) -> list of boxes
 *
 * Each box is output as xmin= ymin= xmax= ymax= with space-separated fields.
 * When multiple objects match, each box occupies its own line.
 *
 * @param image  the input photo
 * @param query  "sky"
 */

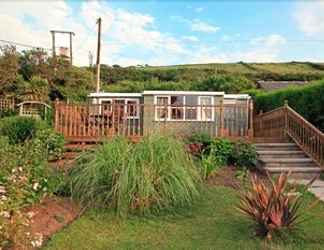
xmin=1 ymin=0 xmax=324 ymax=66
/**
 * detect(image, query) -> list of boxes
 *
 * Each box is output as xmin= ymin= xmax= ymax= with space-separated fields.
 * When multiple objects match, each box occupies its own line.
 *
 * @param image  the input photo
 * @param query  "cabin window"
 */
xmin=171 ymin=96 xmax=184 ymax=120
xmin=98 ymin=98 xmax=139 ymax=118
xmin=126 ymin=99 xmax=139 ymax=118
xmin=185 ymin=96 xmax=198 ymax=120
xmin=154 ymin=95 xmax=214 ymax=121
xmin=156 ymin=96 xmax=169 ymax=120
xmin=199 ymin=96 xmax=214 ymax=121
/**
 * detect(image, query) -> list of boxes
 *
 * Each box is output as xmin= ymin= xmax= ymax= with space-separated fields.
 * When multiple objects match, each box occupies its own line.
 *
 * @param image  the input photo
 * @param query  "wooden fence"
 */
xmin=54 ymin=101 xmax=253 ymax=142
xmin=0 ymin=98 xmax=15 ymax=112
xmin=254 ymin=102 xmax=324 ymax=168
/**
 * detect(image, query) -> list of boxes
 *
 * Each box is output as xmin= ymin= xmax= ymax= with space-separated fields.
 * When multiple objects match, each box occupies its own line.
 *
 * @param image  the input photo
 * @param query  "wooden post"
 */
xmin=54 ymin=99 xmax=59 ymax=132
xmin=248 ymin=99 xmax=254 ymax=139
xmin=96 ymin=17 xmax=102 ymax=93
xmin=219 ymin=98 xmax=224 ymax=137
xmin=284 ymin=100 xmax=289 ymax=138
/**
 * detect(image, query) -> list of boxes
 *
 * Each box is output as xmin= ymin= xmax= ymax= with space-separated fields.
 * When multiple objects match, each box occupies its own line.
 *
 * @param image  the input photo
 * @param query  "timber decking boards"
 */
xmin=255 ymin=141 xmax=322 ymax=179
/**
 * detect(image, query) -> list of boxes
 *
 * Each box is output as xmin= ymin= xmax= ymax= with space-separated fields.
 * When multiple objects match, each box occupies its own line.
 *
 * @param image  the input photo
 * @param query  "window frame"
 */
xmin=198 ymin=96 xmax=215 ymax=121
xmin=154 ymin=95 xmax=215 ymax=122
xmin=98 ymin=98 xmax=140 ymax=119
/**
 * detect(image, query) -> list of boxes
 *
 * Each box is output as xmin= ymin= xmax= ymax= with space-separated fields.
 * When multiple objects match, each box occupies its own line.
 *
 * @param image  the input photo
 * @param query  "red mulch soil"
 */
xmin=15 ymin=197 xmax=80 ymax=250
xmin=207 ymin=166 xmax=242 ymax=189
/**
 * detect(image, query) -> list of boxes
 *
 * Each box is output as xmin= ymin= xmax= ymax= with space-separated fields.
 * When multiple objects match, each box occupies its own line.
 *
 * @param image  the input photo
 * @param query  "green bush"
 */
xmin=69 ymin=135 xmax=201 ymax=217
xmin=0 ymin=116 xmax=38 ymax=144
xmin=198 ymin=139 xmax=256 ymax=178
xmin=199 ymin=139 xmax=233 ymax=179
xmin=231 ymin=141 xmax=257 ymax=168
xmin=32 ymin=128 xmax=65 ymax=160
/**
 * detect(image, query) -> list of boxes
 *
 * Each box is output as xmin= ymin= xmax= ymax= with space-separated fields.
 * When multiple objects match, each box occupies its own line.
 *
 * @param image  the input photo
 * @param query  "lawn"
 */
xmin=44 ymin=186 xmax=324 ymax=250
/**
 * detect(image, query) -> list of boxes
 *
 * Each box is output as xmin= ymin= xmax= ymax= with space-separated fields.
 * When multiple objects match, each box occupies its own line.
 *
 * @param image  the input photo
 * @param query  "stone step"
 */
xmin=264 ymin=166 xmax=322 ymax=173
xmin=255 ymin=143 xmax=300 ymax=151
xmin=259 ymin=158 xmax=313 ymax=164
xmin=257 ymin=150 xmax=306 ymax=158
xmin=253 ymin=137 xmax=291 ymax=143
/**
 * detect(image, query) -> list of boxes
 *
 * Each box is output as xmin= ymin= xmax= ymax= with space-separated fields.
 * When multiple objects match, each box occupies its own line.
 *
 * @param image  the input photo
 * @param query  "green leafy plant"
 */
xmin=0 ymin=116 xmax=38 ymax=144
xmin=237 ymin=173 xmax=316 ymax=240
xmin=231 ymin=140 xmax=257 ymax=168
xmin=32 ymin=128 xmax=65 ymax=160
xmin=69 ymin=135 xmax=201 ymax=217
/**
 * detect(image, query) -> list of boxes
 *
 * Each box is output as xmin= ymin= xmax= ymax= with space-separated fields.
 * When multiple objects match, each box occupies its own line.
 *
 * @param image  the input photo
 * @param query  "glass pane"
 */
xmin=171 ymin=107 xmax=184 ymax=120
xmin=127 ymin=100 xmax=137 ymax=117
xmin=171 ymin=96 xmax=184 ymax=106
xmin=203 ymin=109 xmax=212 ymax=120
xmin=200 ymin=96 xmax=212 ymax=105
xmin=157 ymin=107 xmax=168 ymax=119
xmin=185 ymin=96 xmax=198 ymax=106
xmin=186 ymin=107 xmax=197 ymax=120
xmin=157 ymin=97 xmax=168 ymax=105
xmin=102 ymin=100 xmax=112 ymax=113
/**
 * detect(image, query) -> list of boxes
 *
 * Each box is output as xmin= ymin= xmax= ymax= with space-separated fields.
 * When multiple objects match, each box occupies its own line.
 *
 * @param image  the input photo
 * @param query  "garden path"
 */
xmin=289 ymin=179 xmax=324 ymax=202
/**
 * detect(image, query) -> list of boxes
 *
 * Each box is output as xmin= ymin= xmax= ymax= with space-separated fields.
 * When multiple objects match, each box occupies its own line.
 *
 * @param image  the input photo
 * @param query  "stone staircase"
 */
xmin=255 ymin=141 xmax=322 ymax=179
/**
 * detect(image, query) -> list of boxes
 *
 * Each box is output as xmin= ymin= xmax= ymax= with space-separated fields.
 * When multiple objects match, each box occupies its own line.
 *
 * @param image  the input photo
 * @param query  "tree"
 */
xmin=0 ymin=45 xmax=19 ymax=94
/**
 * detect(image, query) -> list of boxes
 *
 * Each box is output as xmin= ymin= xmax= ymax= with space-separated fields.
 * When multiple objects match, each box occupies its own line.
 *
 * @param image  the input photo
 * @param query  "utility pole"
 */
xmin=50 ymin=30 xmax=75 ymax=65
xmin=50 ymin=31 xmax=56 ymax=58
xmin=96 ymin=17 xmax=102 ymax=93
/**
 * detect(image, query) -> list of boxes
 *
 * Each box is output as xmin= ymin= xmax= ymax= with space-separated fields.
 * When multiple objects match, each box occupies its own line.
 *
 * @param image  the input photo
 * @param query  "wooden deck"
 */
xmin=54 ymin=101 xmax=254 ymax=142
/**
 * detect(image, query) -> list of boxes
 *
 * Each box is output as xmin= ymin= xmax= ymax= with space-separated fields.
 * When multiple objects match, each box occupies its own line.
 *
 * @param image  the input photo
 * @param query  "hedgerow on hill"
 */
xmin=246 ymin=80 xmax=324 ymax=131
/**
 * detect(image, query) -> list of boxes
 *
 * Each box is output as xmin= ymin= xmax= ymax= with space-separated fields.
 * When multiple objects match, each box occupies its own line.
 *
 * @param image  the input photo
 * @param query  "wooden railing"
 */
xmin=54 ymin=101 xmax=253 ymax=142
xmin=0 ymin=98 xmax=15 ymax=112
xmin=254 ymin=102 xmax=324 ymax=168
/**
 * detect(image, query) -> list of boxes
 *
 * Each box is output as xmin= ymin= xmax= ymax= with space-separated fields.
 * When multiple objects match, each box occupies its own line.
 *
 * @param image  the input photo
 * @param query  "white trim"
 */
xmin=125 ymin=98 xmax=140 ymax=119
xmin=144 ymin=91 xmax=224 ymax=96
xmin=94 ymin=97 xmax=140 ymax=119
xmin=154 ymin=95 xmax=215 ymax=122
xmin=89 ymin=92 xmax=142 ymax=97
xmin=224 ymin=94 xmax=250 ymax=99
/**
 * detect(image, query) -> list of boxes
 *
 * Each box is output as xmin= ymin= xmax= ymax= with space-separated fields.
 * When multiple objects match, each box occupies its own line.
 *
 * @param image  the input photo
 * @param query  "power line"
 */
xmin=0 ymin=39 xmax=52 ymax=51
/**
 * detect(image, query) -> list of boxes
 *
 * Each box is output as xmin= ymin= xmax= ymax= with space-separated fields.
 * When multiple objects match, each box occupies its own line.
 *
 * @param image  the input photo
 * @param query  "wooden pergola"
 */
xmin=17 ymin=101 xmax=52 ymax=120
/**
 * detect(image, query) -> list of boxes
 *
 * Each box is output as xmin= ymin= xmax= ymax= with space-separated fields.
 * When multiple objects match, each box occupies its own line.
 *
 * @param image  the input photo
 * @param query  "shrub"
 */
xmin=0 ymin=116 xmax=38 ymax=144
xmin=69 ymin=135 xmax=201 ymax=217
xmin=231 ymin=141 xmax=257 ymax=168
xmin=238 ymin=173 xmax=313 ymax=239
xmin=186 ymin=132 xmax=212 ymax=156
xmin=248 ymin=80 xmax=324 ymax=131
xmin=32 ymin=128 xmax=65 ymax=160
xmin=207 ymin=139 xmax=234 ymax=165
xmin=199 ymin=139 xmax=233 ymax=179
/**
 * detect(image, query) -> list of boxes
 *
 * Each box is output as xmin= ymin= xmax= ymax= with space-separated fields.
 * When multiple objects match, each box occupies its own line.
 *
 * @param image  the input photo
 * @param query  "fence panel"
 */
xmin=54 ymin=101 xmax=252 ymax=142
xmin=0 ymin=98 xmax=15 ymax=112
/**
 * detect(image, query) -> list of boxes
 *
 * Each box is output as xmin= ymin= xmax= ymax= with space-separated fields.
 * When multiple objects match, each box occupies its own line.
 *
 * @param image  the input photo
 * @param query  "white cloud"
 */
xmin=182 ymin=36 xmax=199 ymax=42
xmin=0 ymin=0 xmax=187 ymax=66
xmin=185 ymin=33 xmax=287 ymax=64
xmin=171 ymin=16 xmax=220 ymax=33
xmin=191 ymin=19 xmax=220 ymax=33
xmin=250 ymin=34 xmax=286 ymax=47
xmin=195 ymin=7 xmax=204 ymax=13
xmin=294 ymin=1 xmax=324 ymax=36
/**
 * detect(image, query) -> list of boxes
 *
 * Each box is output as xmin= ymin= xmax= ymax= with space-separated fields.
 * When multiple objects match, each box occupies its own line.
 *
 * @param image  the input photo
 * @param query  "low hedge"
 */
xmin=245 ymin=80 xmax=324 ymax=131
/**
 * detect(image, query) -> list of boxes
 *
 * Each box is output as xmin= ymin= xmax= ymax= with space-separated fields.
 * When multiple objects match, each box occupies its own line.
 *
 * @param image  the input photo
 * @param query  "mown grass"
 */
xmin=44 ymin=186 xmax=324 ymax=250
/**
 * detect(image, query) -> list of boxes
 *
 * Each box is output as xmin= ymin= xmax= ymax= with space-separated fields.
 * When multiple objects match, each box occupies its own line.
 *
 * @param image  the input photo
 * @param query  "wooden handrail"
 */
xmin=286 ymin=106 xmax=324 ymax=168
xmin=254 ymin=103 xmax=324 ymax=168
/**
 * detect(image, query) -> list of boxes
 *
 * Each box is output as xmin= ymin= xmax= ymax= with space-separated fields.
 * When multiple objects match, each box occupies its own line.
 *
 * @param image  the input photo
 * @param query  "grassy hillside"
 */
xmin=1 ymin=45 xmax=324 ymax=101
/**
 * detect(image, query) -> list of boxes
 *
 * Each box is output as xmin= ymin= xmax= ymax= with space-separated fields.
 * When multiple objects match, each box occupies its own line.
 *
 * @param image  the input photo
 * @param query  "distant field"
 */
xmin=141 ymin=62 xmax=324 ymax=80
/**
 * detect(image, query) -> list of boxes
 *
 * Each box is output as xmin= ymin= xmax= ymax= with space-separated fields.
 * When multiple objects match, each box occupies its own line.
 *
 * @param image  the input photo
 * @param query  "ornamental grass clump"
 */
xmin=69 ymin=135 xmax=201 ymax=217
xmin=237 ymin=173 xmax=317 ymax=240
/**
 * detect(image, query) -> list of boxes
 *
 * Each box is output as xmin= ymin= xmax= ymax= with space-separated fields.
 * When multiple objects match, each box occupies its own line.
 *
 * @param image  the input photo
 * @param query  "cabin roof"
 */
xmin=257 ymin=80 xmax=309 ymax=91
